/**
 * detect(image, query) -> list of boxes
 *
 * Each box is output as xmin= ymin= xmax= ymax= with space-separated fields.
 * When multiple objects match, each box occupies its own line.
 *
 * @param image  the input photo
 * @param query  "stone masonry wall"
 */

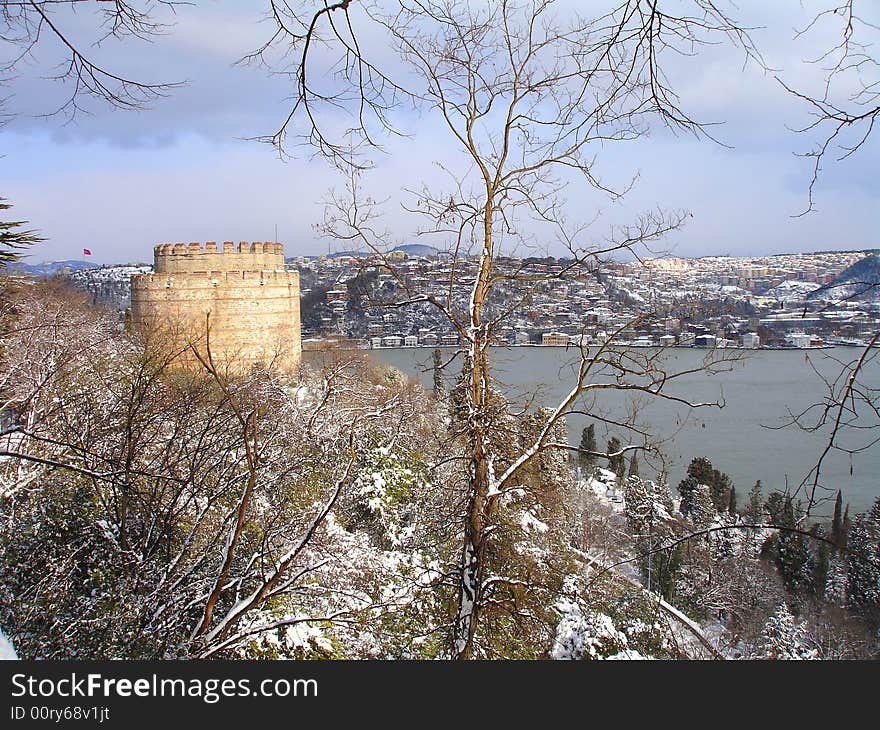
xmin=130 ymin=242 xmax=301 ymax=374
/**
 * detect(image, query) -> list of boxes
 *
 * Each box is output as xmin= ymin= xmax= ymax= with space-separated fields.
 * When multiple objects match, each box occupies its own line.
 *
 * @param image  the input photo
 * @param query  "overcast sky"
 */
xmin=2 ymin=1 xmax=878 ymax=264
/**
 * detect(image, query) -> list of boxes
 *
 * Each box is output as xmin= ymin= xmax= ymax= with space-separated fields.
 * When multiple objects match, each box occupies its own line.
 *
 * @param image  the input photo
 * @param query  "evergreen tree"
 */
xmin=775 ymin=498 xmax=811 ymax=591
xmin=871 ymin=496 xmax=880 ymax=532
xmin=746 ymin=480 xmax=763 ymax=521
xmin=764 ymin=491 xmax=786 ymax=526
xmin=825 ymin=554 xmax=849 ymax=606
xmin=713 ymin=509 xmax=740 ymax=560
xmin=628 ymin=451 xmax=639 ymax=479
xmin=727 ymin=484 xmax=737 ymax=515
xmin=680 ymin=457 xmax=732 ymax=513
xmin=754 ymin=603 xmax=815 ymax=660
xmin=832 ymin=490 xmax=843 ymax=546
xmin=709 ymin=469 xmax=733 ymax=513
xmin=623 ymin=476 xmax=679 ymax=598
xmin=577 ymin=423 xmax=597 ymax=472
xmin=449 ymin=351 xmax=472 ymax=422
xmin=639 ymin=537 xmax=683 ymax=601
xmin=607 ymin=437 xmax=624 ymax=482
xmin=812 ymin=525 xmax=830 ymax=599
xmin=686 ymin=457 xmax=714 ymax=486
xmin=690 ymin=483 xmax=716 ymax=529
xmin=0 ymin=198 xmax=42 ymax=265
xmin=846 ymin=498 xmax=880 ymax=616
xmin=677 ymin=476 xmax=698 ymax=517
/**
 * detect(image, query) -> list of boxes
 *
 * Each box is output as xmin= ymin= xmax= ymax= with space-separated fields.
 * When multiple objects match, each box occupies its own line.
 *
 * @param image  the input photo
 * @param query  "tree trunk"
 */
xmin=453 ymin=197 xmax=495 ymax=659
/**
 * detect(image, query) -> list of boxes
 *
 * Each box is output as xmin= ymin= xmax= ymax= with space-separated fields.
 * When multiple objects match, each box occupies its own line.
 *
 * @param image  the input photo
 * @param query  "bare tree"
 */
xmin=273 ymin=0 xmax=755 ymax=658
xmin=0 ymin=281 xmax=449 ymax=658
xmin=10 ymin=1 xmax=875 ymax=659
xmin=769 ymin=6 xmax=880 ymax=570
xmin=0 ymin=0 xmax=182 ymax=119
xmin=250 ymin=1 xmax=760 ymax=166
xmin=771 ymin=328 xmax=880 ymax=518
xmin=779 ymin=0 xmax=880 ymax=215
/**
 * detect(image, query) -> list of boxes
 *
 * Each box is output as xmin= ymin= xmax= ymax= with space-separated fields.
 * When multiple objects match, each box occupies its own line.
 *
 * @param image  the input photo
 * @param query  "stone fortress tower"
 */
xmin=130 ymin=241 xmax=301 ymax=373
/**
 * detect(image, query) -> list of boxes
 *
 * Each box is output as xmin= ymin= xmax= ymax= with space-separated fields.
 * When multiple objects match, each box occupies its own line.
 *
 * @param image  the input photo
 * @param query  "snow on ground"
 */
xmin=551 ymin=598 xmax=628 ymax=660
xmin=763 ymin=279 xmax=820 ymax=301
xmin=69 ymin=264 xmax=152 ymax=282
xmin=519 ymin=510 xmax=549 ymax=534
xmin=0 ymin=627 xmax=17 ymax=660
xmin=581 ymin=468 xmax=625 ymax=513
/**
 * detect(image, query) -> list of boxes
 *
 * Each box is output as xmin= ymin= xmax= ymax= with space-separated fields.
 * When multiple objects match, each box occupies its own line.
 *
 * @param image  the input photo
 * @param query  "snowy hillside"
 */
xmin=763 ymin=279 xmax=820 ymax=302
xmin=807 ymin=254 xmax=880 ymax=302
xmin=67 ymin=264 xmax=152 ymax=310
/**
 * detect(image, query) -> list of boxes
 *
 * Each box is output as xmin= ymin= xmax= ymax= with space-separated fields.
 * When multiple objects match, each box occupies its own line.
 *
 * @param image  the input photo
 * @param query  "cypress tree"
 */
xmin=628 ymin=451 xmax=639 ymax=479
xmin=578 ymin=424 xmax=597 ymax=472
xmin=832 ymin=490 xmax=843 ymax=546
xmin=710 ymin=469 xmax=733 ymax=513
xmin=677 ymin=476 xmax=698 ymax=517
xmin=747 ymin=480 xmax=763 ymax=520
xmin=775 ymin=499 xmax=810 ymax=590
xmin=607 ymin=437 xmax=625 ymax=482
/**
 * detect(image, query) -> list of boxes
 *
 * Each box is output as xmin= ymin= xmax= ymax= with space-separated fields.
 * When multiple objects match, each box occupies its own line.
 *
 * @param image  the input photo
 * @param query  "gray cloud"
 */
xmin=2 ymin=1 xmax=878 ymax=265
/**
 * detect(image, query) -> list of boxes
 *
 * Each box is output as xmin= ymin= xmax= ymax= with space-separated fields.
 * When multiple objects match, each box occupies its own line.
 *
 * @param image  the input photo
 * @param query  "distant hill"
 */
xmin=0 ymin=261 xmax=150 ymax=309
xmin=771 ymin=248 xmax=879 ymax=258
xmin=806 ymin=254 xmax=880 ymax=302
xmin=3 ymin=259 xmax=98 ymax=277
xmin=392 ymin=243 xmax=441 ymax=257
xmin=295 ymin=244 xmax=442 ymax=261
xmin=327 ymin=250 xmax=369 ymax=259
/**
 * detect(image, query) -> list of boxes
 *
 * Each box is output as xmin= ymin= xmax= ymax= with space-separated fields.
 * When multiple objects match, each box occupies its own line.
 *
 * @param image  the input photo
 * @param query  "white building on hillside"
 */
xmin=741 ymin=332 xmax=760 ymax=349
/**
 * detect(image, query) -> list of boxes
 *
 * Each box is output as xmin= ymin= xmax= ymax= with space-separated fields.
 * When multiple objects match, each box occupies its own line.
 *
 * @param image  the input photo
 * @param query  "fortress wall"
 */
xmin=130 ymin=242 xmax=301 ymax=374
xmin=153 ymin=241 xmax=286 ymax=274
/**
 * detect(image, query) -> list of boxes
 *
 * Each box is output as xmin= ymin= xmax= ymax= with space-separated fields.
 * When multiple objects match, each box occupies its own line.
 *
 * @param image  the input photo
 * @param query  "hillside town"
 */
xmin=39 ymin=247 xmax=880 ymax=352
xmin=291 ymin=248 xmax=880 ymax=350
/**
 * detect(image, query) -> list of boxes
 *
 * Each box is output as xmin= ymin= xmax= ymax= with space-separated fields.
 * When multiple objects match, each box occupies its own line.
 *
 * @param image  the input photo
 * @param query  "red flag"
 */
xmin=83 ymin=248 xmax=92 ymax=256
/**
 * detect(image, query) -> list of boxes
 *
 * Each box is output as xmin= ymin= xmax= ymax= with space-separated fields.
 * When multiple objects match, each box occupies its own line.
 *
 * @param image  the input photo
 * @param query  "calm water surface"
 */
xmin=369 ymin=346 xmax=880 ymax=515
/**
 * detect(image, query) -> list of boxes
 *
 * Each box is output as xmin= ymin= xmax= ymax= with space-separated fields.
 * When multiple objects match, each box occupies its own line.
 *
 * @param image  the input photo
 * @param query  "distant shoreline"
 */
xmin=303 ymin=340 xmax=868 ymax=353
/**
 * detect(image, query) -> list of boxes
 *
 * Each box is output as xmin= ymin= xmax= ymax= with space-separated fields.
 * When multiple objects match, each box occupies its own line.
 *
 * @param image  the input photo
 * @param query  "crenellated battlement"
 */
xmin=154 ymin=241 xmax=285 ymax=256
xmin=152 ymin=241 xmax=286 ymax=274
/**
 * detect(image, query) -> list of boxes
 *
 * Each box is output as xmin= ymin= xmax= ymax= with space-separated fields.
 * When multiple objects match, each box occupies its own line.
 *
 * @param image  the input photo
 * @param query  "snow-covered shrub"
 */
xmin=352 ymin=447 xmax=426 ymax=549
xmin=551 ymin=598 xmax=628 ymax=660
xmin=753 ymin=603 xmax=818 ymax=660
